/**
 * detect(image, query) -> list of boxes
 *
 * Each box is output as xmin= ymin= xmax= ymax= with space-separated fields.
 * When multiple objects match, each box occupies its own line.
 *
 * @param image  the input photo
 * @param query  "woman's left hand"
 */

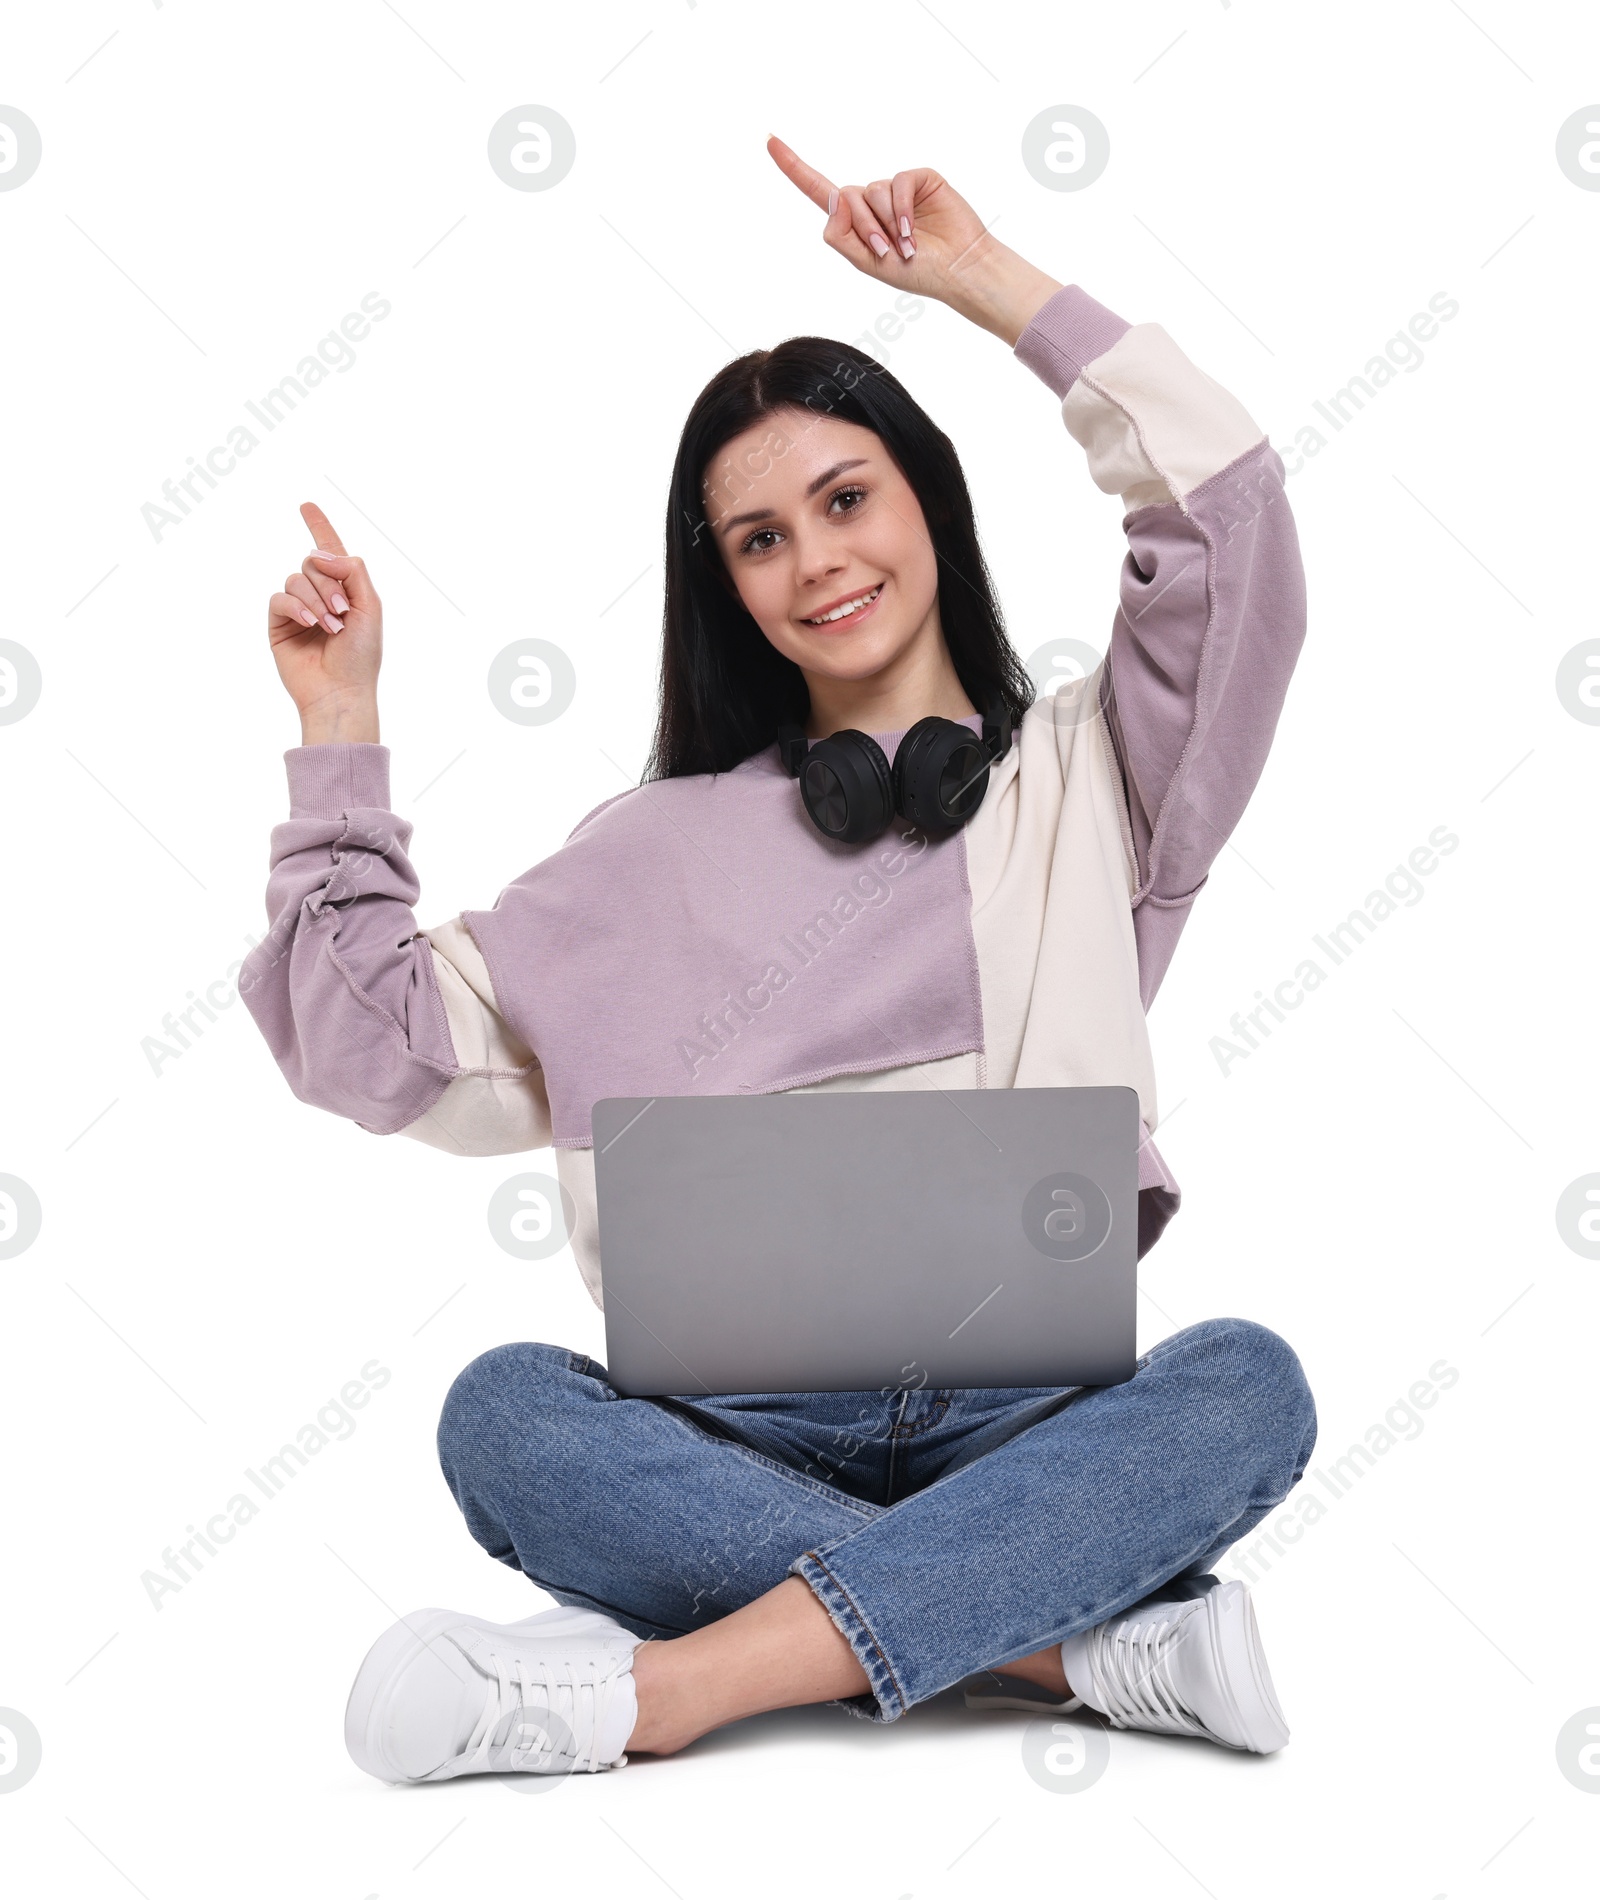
xmin=766 ymin=136 xmax=1063 ymax=346
xmin=766 ymin=135 xmax=994 ymax=306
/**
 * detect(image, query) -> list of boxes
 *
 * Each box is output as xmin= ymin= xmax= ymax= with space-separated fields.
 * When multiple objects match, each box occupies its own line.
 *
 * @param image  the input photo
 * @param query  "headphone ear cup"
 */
xmin=892 ymin=717 xmax=994 ymax=834
xmin=797 ymin=730 xmax=894 ymax=844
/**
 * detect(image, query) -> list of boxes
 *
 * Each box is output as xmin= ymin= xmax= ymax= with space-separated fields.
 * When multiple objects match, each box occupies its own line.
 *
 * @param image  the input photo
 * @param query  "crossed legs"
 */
xmin=437 ymin=1317 xmax=1318 ymax=1750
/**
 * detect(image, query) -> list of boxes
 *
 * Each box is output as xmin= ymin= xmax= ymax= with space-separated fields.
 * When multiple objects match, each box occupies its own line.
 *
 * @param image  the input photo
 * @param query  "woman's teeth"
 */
xmin=803 ymin=583 xmax=882 ymax=626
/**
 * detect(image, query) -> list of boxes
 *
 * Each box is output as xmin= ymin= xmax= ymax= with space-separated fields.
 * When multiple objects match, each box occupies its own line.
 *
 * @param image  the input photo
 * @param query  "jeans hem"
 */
xmin=791 ymin=1551 xmax=907 ymax=1724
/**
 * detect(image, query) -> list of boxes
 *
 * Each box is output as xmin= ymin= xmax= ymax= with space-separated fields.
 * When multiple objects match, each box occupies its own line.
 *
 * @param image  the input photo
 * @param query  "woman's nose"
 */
xmin=791 ymin=528 xmax=846 ymax=587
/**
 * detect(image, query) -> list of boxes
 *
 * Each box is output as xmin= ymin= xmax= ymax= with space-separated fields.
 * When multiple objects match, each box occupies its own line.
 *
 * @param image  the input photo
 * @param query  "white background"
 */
xmin=2 ymin=1 xmax=1596 ymax=1894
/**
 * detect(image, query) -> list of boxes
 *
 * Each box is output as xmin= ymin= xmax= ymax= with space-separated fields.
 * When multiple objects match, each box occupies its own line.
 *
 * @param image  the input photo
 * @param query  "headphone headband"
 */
xmin=777 ymin=721 xmax=809 ymax=779
xmin=979 ymin=695 xmax=1016 ymax=764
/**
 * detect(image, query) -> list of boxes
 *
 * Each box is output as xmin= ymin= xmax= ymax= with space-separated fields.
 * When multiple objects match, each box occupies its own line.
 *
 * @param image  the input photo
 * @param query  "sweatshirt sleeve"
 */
xmin=1014 ymin=285 xmax=1308 ymax=1009
xmin=238 ymin=743 xmax=552 ymax=1155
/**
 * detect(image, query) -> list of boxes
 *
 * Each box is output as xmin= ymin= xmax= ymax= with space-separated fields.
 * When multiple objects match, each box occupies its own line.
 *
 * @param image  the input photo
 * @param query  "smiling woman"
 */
xmin=651 ymin=330 xmax=1030 ymax=773
xmin=243 ymin=136 xmax=1314 ymax=1784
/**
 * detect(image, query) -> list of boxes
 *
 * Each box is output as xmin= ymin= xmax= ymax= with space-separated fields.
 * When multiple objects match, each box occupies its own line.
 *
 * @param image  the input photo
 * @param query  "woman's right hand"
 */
xmin=267 ymin=501 xmax=382 ymax=745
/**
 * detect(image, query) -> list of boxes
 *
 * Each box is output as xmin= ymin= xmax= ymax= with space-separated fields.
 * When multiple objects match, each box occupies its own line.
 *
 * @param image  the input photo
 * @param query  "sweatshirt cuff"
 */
xmin=285 ymin=743 xmax=392 ymax=819
xmin=1013 ymin=285 xmax=1132 ymax=398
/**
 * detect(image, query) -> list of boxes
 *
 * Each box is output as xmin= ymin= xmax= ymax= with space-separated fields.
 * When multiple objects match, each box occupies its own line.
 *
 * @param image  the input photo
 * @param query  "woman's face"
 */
xmin=703 ymin=406 xmax=941 ymax=688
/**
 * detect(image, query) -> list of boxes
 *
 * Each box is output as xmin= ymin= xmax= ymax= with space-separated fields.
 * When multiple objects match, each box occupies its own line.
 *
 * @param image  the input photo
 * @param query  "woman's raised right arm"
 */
xmin=241 ymin=506 xmax=551 ymax=1155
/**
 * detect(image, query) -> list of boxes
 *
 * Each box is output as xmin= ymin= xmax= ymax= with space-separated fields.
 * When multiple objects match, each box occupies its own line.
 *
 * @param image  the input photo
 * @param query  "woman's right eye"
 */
xmin=739 ymin=527 xmax=780 ymax=555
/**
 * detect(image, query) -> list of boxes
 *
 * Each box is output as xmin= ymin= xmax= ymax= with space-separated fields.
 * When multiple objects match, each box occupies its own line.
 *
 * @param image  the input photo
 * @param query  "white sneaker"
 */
xmin=1059 ymin=1577 xmax=1289 ymax=1754
xmin=344 ymin=1604 xmax=642 ymax=1782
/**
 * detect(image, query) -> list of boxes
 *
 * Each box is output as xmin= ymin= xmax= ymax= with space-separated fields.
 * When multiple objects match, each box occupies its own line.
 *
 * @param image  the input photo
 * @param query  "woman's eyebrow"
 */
xmin=801 ymin=456 xmax=870 ymax=500
xmin=716 ymin=458 xmax=870 ymax=536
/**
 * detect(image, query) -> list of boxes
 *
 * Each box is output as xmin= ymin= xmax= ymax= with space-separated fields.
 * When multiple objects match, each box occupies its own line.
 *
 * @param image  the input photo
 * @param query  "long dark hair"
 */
xmin=642 ymin=337 xmax=1037 ymax=781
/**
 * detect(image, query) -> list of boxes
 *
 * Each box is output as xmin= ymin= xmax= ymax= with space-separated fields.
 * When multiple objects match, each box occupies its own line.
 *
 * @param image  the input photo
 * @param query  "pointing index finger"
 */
xmin=766 ymin=134 xmax=835 ymax=214
xmin=299 ymin=500 xmax=348 ymax=557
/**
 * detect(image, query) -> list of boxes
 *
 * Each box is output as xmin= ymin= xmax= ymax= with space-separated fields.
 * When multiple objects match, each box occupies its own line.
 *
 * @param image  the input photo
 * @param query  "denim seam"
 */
xmin=1055 ymin=1454 xmax=1316 ymax=1640
xmin=802 ymin=1378 xmax=1103 ymax=1519
xmin=576 ymin=1360 xmax=886 ymax=1518
xmin=794 ymin=1550 xmax=907 ymax=1721
xmin=1081 ymin=1530 xmax=1260 ymax=1637
xmin=655 ymin=1406 xmax=886 ymax=1519
xmin=889 ymin=1398 xmax=951 ymax=1440
xmin=516 ymin=1568 xmax=695 ymax=1639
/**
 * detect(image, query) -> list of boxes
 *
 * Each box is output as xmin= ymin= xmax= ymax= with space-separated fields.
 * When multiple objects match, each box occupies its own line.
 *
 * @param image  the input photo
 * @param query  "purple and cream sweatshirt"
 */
xmin=239 ymin=283 xmax=1307 ymax=1308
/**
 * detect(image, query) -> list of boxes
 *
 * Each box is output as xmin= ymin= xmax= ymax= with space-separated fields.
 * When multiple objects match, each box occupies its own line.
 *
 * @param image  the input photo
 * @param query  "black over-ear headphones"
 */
xmin=777 ymin=695 xmax=1018 ymax=846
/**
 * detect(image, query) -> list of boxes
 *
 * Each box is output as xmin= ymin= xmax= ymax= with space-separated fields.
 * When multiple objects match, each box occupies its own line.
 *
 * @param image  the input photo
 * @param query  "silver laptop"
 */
xmin=591 ymin=1085 xmax=1138 ymax=1395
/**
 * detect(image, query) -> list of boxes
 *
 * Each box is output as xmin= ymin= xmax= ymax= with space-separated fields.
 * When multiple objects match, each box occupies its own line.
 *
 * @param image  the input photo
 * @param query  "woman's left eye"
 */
xmin=737 ymin=487 xmax=867 ymax=556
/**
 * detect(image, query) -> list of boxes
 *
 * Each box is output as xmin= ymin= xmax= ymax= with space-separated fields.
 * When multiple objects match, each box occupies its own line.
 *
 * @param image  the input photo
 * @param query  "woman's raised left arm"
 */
xmin=769 ymin=139 xmax=1309 ymax=1008
xmin=1004 ymin=283 xmax=1307 ymax=1008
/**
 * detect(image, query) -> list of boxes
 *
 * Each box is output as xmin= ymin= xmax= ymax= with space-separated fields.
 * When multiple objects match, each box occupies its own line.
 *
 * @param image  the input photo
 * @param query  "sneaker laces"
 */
xmin=461 ymin=1643 xmax=631 ymax=1775
xmin=1082 ymin=1611 xmax=1209 ymax=1741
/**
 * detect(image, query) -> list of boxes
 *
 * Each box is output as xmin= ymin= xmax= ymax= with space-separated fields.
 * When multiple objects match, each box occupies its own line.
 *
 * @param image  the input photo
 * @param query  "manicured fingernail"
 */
xmin=299 ymin=608 xmax=318 ymax=626
xmin=900 ymin=216 xmax=911 ymax=238
xmin=324 ymin=614 xmax=343 ymax=632
xmin=868 ymin=232 xmax=890 ymax=258
xmin=331 ymin=592 xmax=349 ymax=613
xmin=899 ymin=237 xmax=915 ymax=259
xmin=827 ymin=187 xmax=838 ymax=216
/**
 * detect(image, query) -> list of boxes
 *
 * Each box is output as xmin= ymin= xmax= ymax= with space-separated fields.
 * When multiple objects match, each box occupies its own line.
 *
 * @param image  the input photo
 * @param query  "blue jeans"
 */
xmin=437 ymin=1316 xmax=1316 ymax=1723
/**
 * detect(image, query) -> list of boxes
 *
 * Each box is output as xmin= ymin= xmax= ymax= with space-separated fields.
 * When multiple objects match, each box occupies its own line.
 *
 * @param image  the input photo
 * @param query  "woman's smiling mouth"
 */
xmin=799 ymin=581 xmax=885 ymax=628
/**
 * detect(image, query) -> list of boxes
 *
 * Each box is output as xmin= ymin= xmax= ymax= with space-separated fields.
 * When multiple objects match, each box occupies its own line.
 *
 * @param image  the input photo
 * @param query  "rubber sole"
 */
xmin=1204 ymin=1580 xmax=1290 ymax=1753
xmin=344 ymin=1607 xmax=463 ymax=1782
